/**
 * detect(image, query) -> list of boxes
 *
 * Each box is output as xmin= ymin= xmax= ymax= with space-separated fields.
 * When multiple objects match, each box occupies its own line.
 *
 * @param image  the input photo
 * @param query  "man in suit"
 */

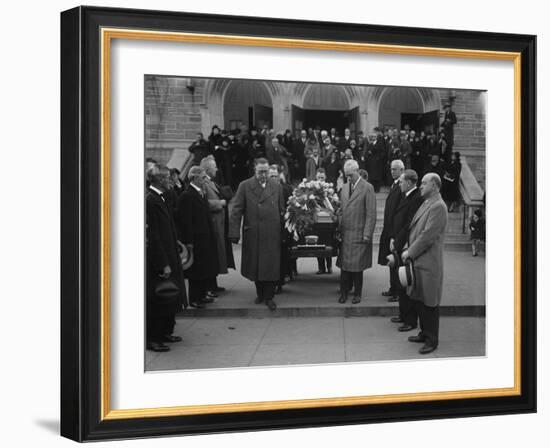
xmin=388 ymin=170 xmax=424 ymax=331
xmin=338 ymin=127 xmax=353 ymax=152
xmin=442 ymin=103 xmax=457 ymax=156
xmin=200 ymin=156 xmax=235 ymax=298
xmin=176 ymin=166 xmax=219 ymax=309
xmin=306 ymin=147 xmax=321 ymax=180
xmin=229 ymin=158 xmax=285 ymax=311
xmin=293 ymin=129 xmax=308 ymax=180
xmin=145 ymin=164 xmax=187 ymax=352
xmin=336 ymin=160 xmax=377 ymax=304
xmin=402 ymin=173 xmax=448 ymax=354
xmin=378 ymin=159 xmax=404 ymax=302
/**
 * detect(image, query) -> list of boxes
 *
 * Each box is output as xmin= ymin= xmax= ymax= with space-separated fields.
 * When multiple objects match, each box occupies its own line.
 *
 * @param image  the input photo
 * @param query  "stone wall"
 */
xmin=143 ymin=79 xmax=486 ymax=191
xmin=437 ymin=89 xmax=486 ymax=190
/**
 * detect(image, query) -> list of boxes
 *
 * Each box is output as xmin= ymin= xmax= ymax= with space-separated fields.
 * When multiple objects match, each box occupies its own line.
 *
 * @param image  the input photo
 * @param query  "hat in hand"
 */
xmin=180 ymin=244 xmax=194 ymax=271
xmin=398 ymin=260 xmax=415 ymax=296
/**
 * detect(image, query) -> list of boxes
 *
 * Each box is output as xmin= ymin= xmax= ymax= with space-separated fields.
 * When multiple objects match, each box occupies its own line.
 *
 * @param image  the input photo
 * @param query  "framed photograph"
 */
xmin=60 ymin=6 xmax=536 ymax=442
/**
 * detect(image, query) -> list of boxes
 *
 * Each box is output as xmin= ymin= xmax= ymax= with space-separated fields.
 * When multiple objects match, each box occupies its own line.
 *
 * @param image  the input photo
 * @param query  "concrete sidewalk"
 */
xmin=146 ymin=315 xmax=485 ymax=371
xmin=179 ymin=244 xmax=485 ymax=317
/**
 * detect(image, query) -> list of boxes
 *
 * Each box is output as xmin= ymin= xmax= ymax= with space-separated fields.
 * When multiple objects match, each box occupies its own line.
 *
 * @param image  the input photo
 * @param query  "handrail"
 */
xmin=459 ymin=156 xmax=485 ymax=232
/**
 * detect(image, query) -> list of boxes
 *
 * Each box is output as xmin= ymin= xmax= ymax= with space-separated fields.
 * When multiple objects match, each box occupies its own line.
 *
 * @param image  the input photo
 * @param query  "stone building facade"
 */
xmin=145 ymin=76 xmax=486 ymax=190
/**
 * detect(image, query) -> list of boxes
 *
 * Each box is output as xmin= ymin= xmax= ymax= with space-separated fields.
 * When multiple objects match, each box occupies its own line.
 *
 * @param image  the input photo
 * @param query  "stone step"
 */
xmin=179 ymin=304 xmax=484 ymax=318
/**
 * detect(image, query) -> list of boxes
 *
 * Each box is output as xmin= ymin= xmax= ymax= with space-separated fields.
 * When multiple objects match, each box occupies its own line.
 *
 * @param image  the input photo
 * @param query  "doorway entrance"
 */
xmin=378 ymin=87 xmax=425 ymax=130
xmin=223 ymin=80 xmax=273 ymax=131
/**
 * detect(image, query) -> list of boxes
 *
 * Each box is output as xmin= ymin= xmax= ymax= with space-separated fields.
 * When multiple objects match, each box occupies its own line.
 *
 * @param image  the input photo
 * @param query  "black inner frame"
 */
xmin=60 ymin=6 xmax=536 ymax=442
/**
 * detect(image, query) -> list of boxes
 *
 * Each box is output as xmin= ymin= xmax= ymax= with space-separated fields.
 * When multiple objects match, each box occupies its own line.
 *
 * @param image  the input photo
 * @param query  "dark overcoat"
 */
xmin=377 ymin=181 xmax=402 ymax=265
xmin=389 ymin=187 xmax=423 ymax=252
xmin=408 ymin=193 xmax=448 ymax=307
xmin=229 ymin=177 xmax=285 ymax=282
xmin=146 ymin=188 xmax=188 ymax=311
xmin=175 ymin=186 xmax=219 ymax=281
xmin=365 ymin=138 xmax=386 ymax=182
xmin=336 ymin=178 xmax=377 ymax=272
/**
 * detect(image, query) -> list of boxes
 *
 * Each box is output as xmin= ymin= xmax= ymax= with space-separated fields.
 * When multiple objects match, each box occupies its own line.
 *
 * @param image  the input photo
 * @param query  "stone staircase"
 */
xmin=373 ymin=187 xmax=470 ymax=244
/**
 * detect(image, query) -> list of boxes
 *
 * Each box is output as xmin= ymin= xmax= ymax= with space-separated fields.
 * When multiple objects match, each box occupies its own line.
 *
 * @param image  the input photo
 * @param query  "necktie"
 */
xmin=349 ymin=181 xmax=353 ymax=198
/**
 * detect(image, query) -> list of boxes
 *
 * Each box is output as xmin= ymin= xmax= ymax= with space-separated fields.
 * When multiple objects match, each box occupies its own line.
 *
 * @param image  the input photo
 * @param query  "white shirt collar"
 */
xmin=149 ymin=185 xmax=164 ymax=197
xmin=405 ymin=186 xmax=417 ymax=197
xmin=352 ymin=177 xmax=361 ymax=190
xmin=190 ymin=182 xmax=203 ymax=194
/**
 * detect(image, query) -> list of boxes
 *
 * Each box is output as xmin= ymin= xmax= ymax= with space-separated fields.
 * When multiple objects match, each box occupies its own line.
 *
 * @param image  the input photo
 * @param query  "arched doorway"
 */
xmin=223 ymin=80 xmax=273 ymax=131
xmin=292 ymin=84 xmax=358 ymax=137
xmin=378 ymin=87 xmax=423 ymax=129
xmin=377 ymin=87 xmax=440 ymax=134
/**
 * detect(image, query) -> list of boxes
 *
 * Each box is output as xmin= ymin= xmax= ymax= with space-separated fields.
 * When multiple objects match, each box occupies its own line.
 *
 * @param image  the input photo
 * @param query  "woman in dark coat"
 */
xmin=323 ymin=151 xmax=342 ymax=186
xmin=442 ymin=151 xmax=462 ymax=212
xmin=214 ymin=137 xmax=233 ymax=187
xmin=208 ymin=125 xmax=223 ymax=152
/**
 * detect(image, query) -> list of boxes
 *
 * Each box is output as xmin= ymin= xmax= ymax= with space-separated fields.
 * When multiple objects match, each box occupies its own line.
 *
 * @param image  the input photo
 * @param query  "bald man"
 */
xmin=402 ymin=173 xmax=448 ymax=354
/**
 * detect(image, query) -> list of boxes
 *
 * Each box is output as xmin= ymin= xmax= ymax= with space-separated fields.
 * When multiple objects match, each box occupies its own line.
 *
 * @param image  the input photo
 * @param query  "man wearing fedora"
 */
xmin=402 ymin=172 xmax=448 ymax=354
xmin=145 ymin=164 xmax=188 ymax=352
xmin=389 ymin=169 xmax=424 ymax=332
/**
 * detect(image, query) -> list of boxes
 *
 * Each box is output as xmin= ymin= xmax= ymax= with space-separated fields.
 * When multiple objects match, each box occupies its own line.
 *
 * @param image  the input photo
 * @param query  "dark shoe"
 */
xmin=201 ymin=297 xmax=215 ymax=304
xmin=275 ymin=285 xmax=283 ymax=294
xmin=316 ymin=270 xmax=326 ymax=275
xmin=206 ymin=291 xmax=218 ymax=298
xmin=408 ymin=335 xmax=426 ymax=343
xmin=327 ymin=268 xmax=333 ymax=274
xmin=419 ymin=344 xmax=437 ymax=354
xmin=381 ymin=289 xmax=394 ymax=297
xmin=162 ymin=334 xmax=182 ymax=343
xmin=388 ymin=295 xmax=399 ymax=302
xmin=189 ymin=301 xmax=205 ymax=309
xmin=390 ymin=316 xmax=404 ymax=323
xmin=338 ymin=295 xmax=348 ymax=304
xmin=266 ymin=299 xmax=277 ymax=311
xmin=398 ymin=324 xmax=417 ymax=332
xmin=352 ymin=296 xmax=361 ymax=304
xmin=254 ymin=297 xmax=264 ymax=304
xmin=147 ymin=342 xmax=170 ymax=352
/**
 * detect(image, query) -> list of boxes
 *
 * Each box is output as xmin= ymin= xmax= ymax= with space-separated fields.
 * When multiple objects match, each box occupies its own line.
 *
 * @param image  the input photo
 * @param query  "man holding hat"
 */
xmin=388 ymin=169 xmax=424 ymax=331
xmin=401 ymin=173 xmax=448 ymax=354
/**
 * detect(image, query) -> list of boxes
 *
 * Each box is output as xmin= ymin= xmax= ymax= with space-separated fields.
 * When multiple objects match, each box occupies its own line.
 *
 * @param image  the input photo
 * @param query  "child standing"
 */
xmin=469 ymin=209 xmax=485 ymax=256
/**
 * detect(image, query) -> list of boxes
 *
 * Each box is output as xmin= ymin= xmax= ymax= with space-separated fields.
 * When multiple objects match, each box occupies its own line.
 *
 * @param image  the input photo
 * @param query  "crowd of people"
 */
xmin=184 ymin=103 xmax=461 ymax=212
xmin=145 ymin=104 xmax=475 ymax=356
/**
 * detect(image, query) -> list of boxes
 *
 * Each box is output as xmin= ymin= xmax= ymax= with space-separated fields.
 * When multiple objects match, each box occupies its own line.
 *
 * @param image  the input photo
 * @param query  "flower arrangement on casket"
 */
xmin=284 ymin=179 xmax=340 ymax=241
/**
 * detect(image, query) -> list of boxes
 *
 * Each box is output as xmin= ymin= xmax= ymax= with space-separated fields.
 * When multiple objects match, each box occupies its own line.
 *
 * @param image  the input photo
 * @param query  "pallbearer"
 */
xmin=229 ymin=158 xmax=285 ymax=311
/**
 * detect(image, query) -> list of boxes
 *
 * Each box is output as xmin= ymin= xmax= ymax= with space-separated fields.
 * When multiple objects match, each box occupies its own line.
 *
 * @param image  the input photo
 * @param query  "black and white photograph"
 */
xmin=144 ymin=76 xmax=486 ymax=370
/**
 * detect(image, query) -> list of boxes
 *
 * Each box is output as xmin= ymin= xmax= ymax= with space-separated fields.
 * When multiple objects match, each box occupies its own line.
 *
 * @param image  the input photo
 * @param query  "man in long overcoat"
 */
xmin=378 ymin=159 xmax=404 ymax=301
xmin=146 ymin=164 xmax=187 ymax=352
xmin=229 ymin=158 xmax=285 ymax=311
xmin=176 ymin=166 xmax=219 ymax=308
xmin=336 ymin=159 xmax=377 ymax=304
xmin=388 ymin=170 xmax=424 ymax=331
xmin=200 ymin=156 xmax=235 ymax=296
xmin=402 ymin=173 xmax=448 ymax=354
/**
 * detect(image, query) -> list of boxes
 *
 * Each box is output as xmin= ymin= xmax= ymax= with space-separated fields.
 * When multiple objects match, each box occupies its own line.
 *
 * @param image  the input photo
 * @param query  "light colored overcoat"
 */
xmin=229 ymin=177 xmax=285 ymax=281
xmin=336 ymin=178 xmax=377 ymax=272
xmin=407 ymin=193 xmax=448 ymax=307
xmin=203 ymin=177 xmax=229 ymax=274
